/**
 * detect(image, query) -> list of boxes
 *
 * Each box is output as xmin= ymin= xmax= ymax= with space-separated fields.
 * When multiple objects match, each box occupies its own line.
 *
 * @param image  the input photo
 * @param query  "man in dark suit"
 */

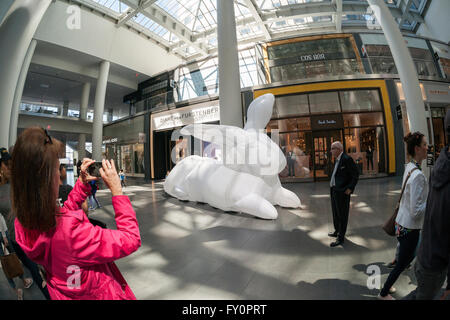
xmin=328 ymin=141 xmax=359 ymax=247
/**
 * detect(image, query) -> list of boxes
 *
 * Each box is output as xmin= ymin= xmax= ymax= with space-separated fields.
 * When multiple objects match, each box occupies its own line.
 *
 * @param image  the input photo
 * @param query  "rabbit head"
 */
xmin=244 ymin=93 xmax=274 ymax=131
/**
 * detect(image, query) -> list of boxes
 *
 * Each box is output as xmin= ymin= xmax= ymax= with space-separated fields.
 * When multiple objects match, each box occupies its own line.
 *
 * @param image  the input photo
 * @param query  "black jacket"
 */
xmin=418 ymin=146 xmax=450 ymax=272
xmin=332 ymin=153 xmax=359 ymax=193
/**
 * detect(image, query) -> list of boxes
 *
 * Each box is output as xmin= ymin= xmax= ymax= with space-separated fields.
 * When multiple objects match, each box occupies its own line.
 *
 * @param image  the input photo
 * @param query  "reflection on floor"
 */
xmin=1 ymin=177 xmax=449 ymax=300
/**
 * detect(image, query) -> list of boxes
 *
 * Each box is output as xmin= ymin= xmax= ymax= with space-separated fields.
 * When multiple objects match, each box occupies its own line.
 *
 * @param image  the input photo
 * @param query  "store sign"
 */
xmin=152 ymin=104 xmax=220 ymax=131
xmin=298 ymin=53 xmax=326 ymax=62
xmin=422 ymin=82 xmax=450 ymax=104
xmin=311 ymin=114 xmax=344 ymax=130
xmin=103 ymin=137 xmax=118 ymax=144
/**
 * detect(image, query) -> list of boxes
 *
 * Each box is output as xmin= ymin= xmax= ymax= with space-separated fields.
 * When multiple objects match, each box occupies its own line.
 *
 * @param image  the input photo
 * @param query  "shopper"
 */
xmin=88 ymin=180 xmax=102 ymax=210
xmin=11 ymin=127 xmax=141 ymax=300
xmin=0 ymin=214 xmax=33 ymax=300
xmin=0 ymin=147 xmax=50 ymax=300
xmin=286 ymin=149 xmax=296 ymax=177
xmin=58 ymin=163 xmax=73 ymax=205
xmin=402 ymin=111 xmax=450 ymax=300
xmin=119 ymin=169 xmax=126 ymax=187
xmin=366 ymin=146 xmax=374 ymax=171
xmin=378 ymin=132 xmax=428 ymax=300
xmin=328 ymin=141 xmax=359 ymax=247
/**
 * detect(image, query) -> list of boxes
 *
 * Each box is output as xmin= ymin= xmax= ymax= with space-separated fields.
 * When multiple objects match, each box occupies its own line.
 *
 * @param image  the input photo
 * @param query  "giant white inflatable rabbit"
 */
xmin=163 ymin=93 xmax=301 ymax=219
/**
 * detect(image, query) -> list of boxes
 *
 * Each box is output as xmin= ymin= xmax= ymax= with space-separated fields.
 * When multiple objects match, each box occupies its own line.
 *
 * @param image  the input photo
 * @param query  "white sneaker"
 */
xmin=23 ymin=278 xmax=33 ymax=289
xmin=17 ymin=288 xmax=23 ymax=300
xmin=377 ymin=293 xmax=395 ymax=300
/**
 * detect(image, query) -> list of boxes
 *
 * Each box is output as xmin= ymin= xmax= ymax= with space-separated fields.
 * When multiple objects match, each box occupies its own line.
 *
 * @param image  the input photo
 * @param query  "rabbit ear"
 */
xmin=244 ymin=94 xmax=275 ymax=131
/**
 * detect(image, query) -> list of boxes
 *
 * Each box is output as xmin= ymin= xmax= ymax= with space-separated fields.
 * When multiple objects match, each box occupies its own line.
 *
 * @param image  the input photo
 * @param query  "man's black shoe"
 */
xmin=330 ymin=240 xmax=344 ymax=247
xmin=328 ymin=232 xmax=338 ymax=237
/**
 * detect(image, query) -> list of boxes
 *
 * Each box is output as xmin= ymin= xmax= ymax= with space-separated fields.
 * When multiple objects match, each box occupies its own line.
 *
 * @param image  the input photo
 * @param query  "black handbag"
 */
xmin=382 ymin=167 xmax=418 ymax=236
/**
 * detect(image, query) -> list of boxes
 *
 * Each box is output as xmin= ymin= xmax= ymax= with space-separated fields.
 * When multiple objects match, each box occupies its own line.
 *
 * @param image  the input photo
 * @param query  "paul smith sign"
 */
xmin=311 ymin=114 xmax=344 ymax=130
xmin=152 ymin=103 xmax=220 ymax=131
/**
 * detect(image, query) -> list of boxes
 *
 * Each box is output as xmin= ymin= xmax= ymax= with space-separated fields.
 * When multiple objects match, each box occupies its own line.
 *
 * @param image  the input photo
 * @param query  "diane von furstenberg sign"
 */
xmin=153 ymin=104 xmax=220 ymax=130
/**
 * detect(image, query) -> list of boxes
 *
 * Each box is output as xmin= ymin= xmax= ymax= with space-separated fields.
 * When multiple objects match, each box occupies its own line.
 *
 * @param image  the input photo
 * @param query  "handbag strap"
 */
xmin=397 ymin=167 xmax=419 ymax=205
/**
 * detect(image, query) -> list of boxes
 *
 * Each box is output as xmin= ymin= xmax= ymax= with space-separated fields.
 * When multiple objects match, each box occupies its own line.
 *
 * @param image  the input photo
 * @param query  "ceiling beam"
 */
xmin=335 ymin=0 xmax=343 ymax=33
xmin=242 ymin=0 xmax=271 ymax=40
xmin=116 ymin=0 xmax=157 ymax=28
xmin=121 ymin=0 xmax=209 ymax=57
xmin=398 ymin=0 xmax=414 ymax=27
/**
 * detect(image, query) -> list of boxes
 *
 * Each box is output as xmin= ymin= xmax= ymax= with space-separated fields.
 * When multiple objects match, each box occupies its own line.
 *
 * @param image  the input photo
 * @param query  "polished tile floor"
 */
xmin=1 ymin=177 xmax=448 ymax=300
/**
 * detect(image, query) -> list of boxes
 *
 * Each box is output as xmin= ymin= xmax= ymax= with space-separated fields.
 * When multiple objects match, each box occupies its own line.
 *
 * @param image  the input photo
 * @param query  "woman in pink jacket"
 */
xmin=10 ymin=127 xmax=141 ymax=300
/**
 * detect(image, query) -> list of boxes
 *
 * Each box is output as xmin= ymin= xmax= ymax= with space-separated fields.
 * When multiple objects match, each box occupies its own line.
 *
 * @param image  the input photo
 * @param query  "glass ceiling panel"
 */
xmin=79 ymin=0 xmax=430 ymax=60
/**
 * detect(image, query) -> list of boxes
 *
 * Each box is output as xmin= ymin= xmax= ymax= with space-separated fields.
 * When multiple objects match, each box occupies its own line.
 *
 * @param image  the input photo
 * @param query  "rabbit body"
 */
xmin=164 ymin=155 xmax=299 ymax=219
xmin=163 ymin=93 xmax=301 ymax=219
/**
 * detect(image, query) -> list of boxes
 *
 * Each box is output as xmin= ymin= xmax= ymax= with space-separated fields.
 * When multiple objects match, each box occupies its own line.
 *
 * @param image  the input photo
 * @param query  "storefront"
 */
xmin=150 ymin=100 xmax=220 ymax=180
xmin=254 ymin=79 xmax=395 ymax=182
xmin=396 ymin=80 xmax=450 ymax=159
xmin=103 ymin=115 xmax=146 ymax=178
xmin=258 ymin=34 xmax=365 ymax=84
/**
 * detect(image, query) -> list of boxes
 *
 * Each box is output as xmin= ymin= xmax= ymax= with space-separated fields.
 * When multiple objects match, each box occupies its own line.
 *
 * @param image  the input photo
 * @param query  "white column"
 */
xmin=62 ymin=100 xmax=69 ymax=117
xmin=9 ymin=38 xmax=37 ymax=146
xmin=367 ymin=0 xmax=428 ymax=139
xmin=92 ymin=61 xmax=110 ymax=161
xmin=217 ymin=0 xmax=243 ymax=127
xmin=0 ymin=0 xmax=52 ymax=148
xmin=78 ymin=82 xmax=90 ymax=160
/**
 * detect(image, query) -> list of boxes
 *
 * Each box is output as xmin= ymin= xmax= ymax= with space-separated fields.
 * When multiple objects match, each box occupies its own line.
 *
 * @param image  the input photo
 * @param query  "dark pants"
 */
xmin=367 ymin=156 xmax=373 ymax=170
xmin=380 ymin=229 xmax=420 ymax=297
xmin=330 ymin=187 xmax=350 ymax=241
xmin=403 ymin=259 xmax=447 ymax=300
xmin=12 ymin=240 xmax=51 ymax=300
xmin=288 ymin=161 xmax=295 ymax=177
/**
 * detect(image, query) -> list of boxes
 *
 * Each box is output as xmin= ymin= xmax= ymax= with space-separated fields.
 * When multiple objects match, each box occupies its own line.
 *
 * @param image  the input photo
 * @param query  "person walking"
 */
xmin=286 ymin=149 xmax=296 ymax=177
xmin=0 ymin=214 xmax=33 ymax=300
xmin=402 ymin=111 xmax=450 ymax=300
xmin=11 ymin=127 xmax=141 ymax=300
xmin=378 ymin=132 xmax=429 ymax=300
xmin=0 ymin=147 xmax=50 ymax=300
xmin=119 ymin=169 xmax=126 ymax=187
xmin=328 ymin=141 xmax=359 ymax=247
xmin=88 ymin=180 xmax=102 ymax=210
xmin=366 ymin=146 xmax=374 ymax=172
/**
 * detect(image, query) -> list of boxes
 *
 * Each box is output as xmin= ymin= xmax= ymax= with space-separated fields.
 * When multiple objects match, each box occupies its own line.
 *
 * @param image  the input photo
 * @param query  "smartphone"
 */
xmin=88 ymin=161 xmax=103 ymax=177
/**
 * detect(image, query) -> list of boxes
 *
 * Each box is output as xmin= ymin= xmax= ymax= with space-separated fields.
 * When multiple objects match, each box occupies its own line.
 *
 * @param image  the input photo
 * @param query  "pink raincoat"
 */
xmin=14 ymin=179 xmax=141 ymax=300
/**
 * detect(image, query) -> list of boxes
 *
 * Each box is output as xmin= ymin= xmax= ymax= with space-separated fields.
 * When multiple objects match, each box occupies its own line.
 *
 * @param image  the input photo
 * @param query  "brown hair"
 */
xmin=403 ymin=131 xmax=424 ymax=157
xmin=11 ymin=127 xmax=63 ymax=232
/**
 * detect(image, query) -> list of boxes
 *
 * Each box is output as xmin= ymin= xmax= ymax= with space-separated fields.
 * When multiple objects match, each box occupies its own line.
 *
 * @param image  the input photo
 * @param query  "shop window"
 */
xmin=344 ymin=127 xmax=386 ymax=176
xmin=309 ymin=91 xmax=340 ymax=114
xmin=343 ymin=112 xmax=384 ymax=127
xmin=340 ymin=90 xmax=382 ymax=112
xmin=278 ymin=132 xmax=313 ymax=180
xmin=273 ymin=94 xmax=309 ymax=118
xmin=267 ymin=117 xmax=311 ymax=132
